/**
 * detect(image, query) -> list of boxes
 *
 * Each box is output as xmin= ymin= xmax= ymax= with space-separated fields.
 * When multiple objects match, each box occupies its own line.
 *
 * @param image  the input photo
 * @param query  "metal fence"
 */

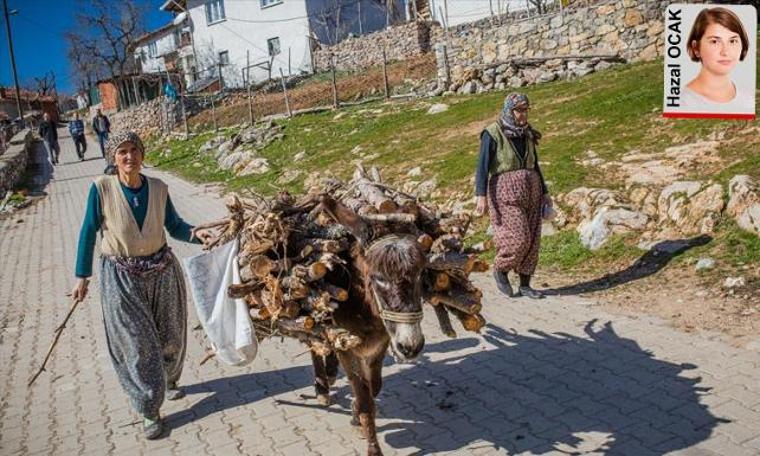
xmin=176 ymin=50 xmax=438 ymax=133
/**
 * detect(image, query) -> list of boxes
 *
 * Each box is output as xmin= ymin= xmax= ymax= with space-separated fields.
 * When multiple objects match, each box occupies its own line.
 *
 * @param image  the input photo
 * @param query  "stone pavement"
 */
xmin=1 ymin=129 xmax=760 ymax=456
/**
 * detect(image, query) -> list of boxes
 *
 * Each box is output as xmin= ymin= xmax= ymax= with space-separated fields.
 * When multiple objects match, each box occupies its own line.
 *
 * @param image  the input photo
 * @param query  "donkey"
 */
xmin=312 ymin=197 xmax=427 ymax=456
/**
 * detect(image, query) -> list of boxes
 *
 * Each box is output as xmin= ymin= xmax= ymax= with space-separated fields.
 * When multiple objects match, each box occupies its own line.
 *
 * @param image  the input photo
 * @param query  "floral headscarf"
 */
xmin=498 ymin=92 xmax=542 ymax=143
xmin=106 ymin=131 xmax=145 ymax=164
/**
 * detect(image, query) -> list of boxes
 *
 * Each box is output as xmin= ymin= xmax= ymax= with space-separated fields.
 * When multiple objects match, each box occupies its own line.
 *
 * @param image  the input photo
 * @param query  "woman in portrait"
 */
xmin=684 ymin=7 xmax=752 ymax=111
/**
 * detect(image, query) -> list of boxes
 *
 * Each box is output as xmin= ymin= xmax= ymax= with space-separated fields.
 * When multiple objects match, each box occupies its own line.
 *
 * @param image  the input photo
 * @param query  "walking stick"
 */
xmin=28 ymin=296 xmax=84 ymax=387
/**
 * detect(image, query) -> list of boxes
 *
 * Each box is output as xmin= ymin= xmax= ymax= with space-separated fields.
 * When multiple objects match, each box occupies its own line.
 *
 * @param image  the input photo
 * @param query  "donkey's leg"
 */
xmin=368 ymin=344 xmax=387 ymax=399
xmin=337 ymin=351 xmax=383 ymax=456
xmin=325 ymin=351 xmax=339 ymax=386
xmin=310 ymin=350 xmax=332 ymax=406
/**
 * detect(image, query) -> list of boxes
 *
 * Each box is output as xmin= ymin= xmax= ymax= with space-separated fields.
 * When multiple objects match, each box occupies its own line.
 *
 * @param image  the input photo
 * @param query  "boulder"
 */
xmin=427 ymin=103 xmax=449 ymax=115
xmin=219 ymin=151 xmax=252 ymax=171
xmin=215 ymin=140 xmax=235 ymax=160
xmin=238 ymin=158 xmax=271 ymax=176
xmin=695 ymin=258 xmax=715 ymax=271
xmin=657 ymin=182 xmax=724 ymax=235
xmin=578 ymin=207 xmax=649 ymax=250
xmin=726 ymin=175 xmax=760 ymax=236
xmin=416 ymin=178 xmax=438 ymax=199
xmin=407 ymin=166 xmax=422 ymax=177
xmin=293 ymin=150 xmax=306 ymax=162
xmin=276 ymin=168 xmax=301 ymax=184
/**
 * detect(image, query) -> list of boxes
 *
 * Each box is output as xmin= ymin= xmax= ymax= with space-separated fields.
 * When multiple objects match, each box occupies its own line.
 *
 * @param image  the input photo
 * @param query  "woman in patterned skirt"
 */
xmin=70 ymin=131 xmax=212 ymax=439
xmin=474 ymin=93 xmax=552 ymax=299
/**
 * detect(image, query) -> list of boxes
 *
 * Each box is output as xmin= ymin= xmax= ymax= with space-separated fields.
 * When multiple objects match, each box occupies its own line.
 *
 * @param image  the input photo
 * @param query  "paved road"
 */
xmin=2 ymin=129 xmax=760 ymax=456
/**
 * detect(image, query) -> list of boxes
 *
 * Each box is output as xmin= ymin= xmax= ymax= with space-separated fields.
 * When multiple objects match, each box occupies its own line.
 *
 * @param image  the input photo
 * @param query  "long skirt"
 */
xmin=99 ymin=252 xmax=187 ymax=418
xmin=488 ymin=169 xmax=543 ymax=275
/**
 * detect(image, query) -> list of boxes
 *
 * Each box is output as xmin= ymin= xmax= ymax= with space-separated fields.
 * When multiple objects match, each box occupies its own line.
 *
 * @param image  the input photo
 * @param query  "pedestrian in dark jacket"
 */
xmin=69 ymin=113 xmax=87 ymax=160
xmin=92 ymin=108 xmax=113 ymax=173
xmin=38 ymin=112 xmax=60 ymax=165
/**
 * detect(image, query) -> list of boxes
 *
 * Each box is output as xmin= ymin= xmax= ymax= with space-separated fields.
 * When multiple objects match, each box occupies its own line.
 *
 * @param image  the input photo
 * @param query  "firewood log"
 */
xmin=322 ymin=283 xmax=349 ymax=302
xmin=280 ymin=276 xmax=310 ymax=300
xmin=295 ymin=237 xmax=350 ymax=254
xmin=471 ymin=260 xmax=490 ymax=273
xmin=448 ymin=307 xmax=486 ymax=333
xmin=430 ymin=234 xmax=464 ymax=254
xmin=292 ymin=262 xmax=327 ymax=282
xmin=228 ymin=281 xmax=263 ymax=299
xmin=368 ymin=166 xmax=382 ymax=183
xmin=250 ymin=307 xmax=271 ymax=320
xmin=353 ymin=166 xmax=397 ymax=213
xmin=432 ymin=272 xmax=451 ymax=292
xmin=359 ymin=213 xmax=416 ymax=223
xmin=427 ymin=251 xmax=476 ymax=274
xmin=417 ymin=233 xmax=433 ymax=252
xmin=325 ymin=327 xmax=363 ymax=351
xmin=427 ymin=288 xmax=482 ymax=315
xmin=319 ymin=252 xmax=346 ymax=271
xmin=433 ymin=305 xmax=457 ymax=338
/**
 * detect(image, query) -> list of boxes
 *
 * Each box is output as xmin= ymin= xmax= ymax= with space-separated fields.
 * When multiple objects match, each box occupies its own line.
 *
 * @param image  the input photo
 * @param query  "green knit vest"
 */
xmin=484 ymin=123 xmax=537 ymax=176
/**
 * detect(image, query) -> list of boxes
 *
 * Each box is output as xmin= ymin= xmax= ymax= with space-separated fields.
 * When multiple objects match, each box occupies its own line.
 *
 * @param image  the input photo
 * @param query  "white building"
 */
xmin=132 ymin=22 xmax=182 ymax=74
xmin=160 ymin=0 xmax=404 ymax=89
xmin=427 ymin=0 xmax=531 ymax=27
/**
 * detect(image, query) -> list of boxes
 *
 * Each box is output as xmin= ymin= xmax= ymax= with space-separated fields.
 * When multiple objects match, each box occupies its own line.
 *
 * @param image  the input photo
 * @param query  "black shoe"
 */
xmin=166 ymin=383 xmax=185 ymax=400
xmin=493 ymin=269 xmax=514 ymax=297
xmin=517 ymin=286 xmax=545 ymax=299
xmin=143 ymin=416 xmax=164 ymax=439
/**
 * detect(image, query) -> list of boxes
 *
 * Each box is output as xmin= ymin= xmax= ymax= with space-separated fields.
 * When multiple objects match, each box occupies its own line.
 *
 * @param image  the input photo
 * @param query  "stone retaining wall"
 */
xmin=313 ymin=21 xmax=440 ymax=72
xmin=438 ymin=0 xmax=670 ymax=92
xmin=0 ymin=129 xmax=33 ymax=197
xmin=110 ymin=97 xmax=180 ymax=139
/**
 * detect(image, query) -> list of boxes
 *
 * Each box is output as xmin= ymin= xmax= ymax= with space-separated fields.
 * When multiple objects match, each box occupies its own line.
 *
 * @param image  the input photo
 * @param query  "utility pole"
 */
xmin=3 ymin=0 xmax=24 ymax=126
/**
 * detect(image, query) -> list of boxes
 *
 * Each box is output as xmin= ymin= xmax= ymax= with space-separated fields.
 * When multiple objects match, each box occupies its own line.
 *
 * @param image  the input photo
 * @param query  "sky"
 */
xmin=0 ymin=0 xmax=170 ymax=95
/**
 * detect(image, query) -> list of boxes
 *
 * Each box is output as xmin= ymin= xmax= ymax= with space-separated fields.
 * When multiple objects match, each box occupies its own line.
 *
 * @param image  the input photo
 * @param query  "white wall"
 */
xmin=429 ymin=0 xmax=531 ymax=27
xmin=186 ymin=0 xmax=314 ymax=87
xmin=135 ymin=29 xmax=178 ymax=74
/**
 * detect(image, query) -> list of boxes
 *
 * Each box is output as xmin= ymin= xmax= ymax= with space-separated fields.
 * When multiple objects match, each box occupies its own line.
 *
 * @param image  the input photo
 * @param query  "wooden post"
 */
xmin=358 ymin=1 xmax=363 ymax=34
xmin=288 ymin=47 xmax=292 ymax=76
xmin=443 ymin=0 xmax=449 ymax=28
xmin=331 ymin=56 xmax=339 ymax=109
xmin=279 ymin=68 xmax=292 ymax=118
xmin=180 ymin=70 xmax=189 ymax=139
xmin=131 ymin=77 xmax=140 ymax=105
xmin=246 ymin=50 xmax=254 ymax=125
xmin=210 ymin=95 xmax=218 ymax=132
xmin=382 ymin=47 xmax=389 ymax=99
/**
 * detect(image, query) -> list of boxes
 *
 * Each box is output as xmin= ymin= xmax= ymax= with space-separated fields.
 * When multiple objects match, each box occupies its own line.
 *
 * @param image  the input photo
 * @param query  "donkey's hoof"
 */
xmin=327 ymin=375 xmax=337 ymax=386
xmin=316 ymin=393 xmax=331 ymax=406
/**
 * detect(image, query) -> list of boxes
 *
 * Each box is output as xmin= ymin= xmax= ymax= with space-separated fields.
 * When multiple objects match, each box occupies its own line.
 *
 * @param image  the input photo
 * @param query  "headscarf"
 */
xmin=106 ymin=131 xmax=145 ymax=164
xmin=498 ymin=92 xmax=542 ymax=143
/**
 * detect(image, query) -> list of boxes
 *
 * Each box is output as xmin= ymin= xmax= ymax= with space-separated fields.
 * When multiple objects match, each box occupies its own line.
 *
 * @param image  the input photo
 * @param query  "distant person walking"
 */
xmin=474 ymin=92 xmax=551 ymax=299
xmin=92 ymin=109 xmax=113 ymax=173
xmin=69 ymin=113 xmax=87 ymax=161
xmin=38 ymin=112 xmax=60 ymax=165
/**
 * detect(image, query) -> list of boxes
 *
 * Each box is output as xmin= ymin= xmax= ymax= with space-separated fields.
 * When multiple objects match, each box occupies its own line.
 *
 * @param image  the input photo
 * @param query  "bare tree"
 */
xmin=33 ymin=71 xmax=56 ymax=97
xmin=65 ymin=0 xmax=147 ymax=110
xmin=65 ymin=32 xmax=105 ymax=106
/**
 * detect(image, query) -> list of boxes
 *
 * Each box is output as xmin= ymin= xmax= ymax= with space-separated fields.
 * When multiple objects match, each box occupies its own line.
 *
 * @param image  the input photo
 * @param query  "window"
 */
xmin=267 ymin=37 xmax=281 ymax=57
xmin=260 ymin=0 xmax=282 ymax=8
xmin=148 ymin=41 xmax=158 ymax=58
xmin=205 ymin=0 xmax=226 ymax=24
xmin=218 ymin=50 xmax=229 ymax=65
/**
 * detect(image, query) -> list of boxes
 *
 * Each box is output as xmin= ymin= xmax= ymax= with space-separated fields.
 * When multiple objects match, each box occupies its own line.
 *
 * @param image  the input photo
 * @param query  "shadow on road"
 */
xmin=169 ymin=320 xmax=722 ymax=455
xmin=544 ymin=235 xmax=713 ymax=296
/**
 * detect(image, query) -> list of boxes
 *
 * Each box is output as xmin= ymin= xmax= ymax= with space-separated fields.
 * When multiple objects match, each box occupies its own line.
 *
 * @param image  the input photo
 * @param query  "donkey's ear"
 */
xmin=319 ymin=195 xmax=370 ymax=245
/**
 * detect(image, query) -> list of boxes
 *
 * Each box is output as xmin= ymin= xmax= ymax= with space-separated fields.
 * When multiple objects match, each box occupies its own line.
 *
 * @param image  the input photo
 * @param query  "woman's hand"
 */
xmin=70 ymin=278 xmax=89 ymax=302
xmin=193 ymin=228 xmax=214 ymax=246
xmin=475 ymin=196 xmax=488 ymax=216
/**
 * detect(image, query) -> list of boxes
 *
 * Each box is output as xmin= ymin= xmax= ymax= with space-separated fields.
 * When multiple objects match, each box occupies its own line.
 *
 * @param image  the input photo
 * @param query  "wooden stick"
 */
xmin=28 ymin=297 xmax=83 ymax=387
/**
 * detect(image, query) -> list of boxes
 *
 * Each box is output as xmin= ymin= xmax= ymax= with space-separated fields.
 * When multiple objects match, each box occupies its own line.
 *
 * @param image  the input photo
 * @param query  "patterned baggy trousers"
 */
xmin=488 ymin=169 xmax=543 ymax=275
xmin=99 ymin=253 xmax=187 ymax=418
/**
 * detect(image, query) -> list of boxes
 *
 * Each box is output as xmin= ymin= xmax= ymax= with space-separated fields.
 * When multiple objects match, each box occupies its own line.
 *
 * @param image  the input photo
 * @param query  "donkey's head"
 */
xmin=319 ymin=196 xmax=427 ymax=361
xmin=364 ymin=234 xmax=426 ymax=361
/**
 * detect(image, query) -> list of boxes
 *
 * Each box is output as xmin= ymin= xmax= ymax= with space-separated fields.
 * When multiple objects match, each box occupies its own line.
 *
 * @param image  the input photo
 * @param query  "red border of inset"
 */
xmin=663 ymin=112 xmax=756 ymax=120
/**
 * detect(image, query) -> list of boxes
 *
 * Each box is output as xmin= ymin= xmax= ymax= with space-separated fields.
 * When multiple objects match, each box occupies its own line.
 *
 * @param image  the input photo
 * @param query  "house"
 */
xmin=160 ymin=0 xmax=405 ymax=89
xmin=426 ymin=0 xmax=529 ymax=27
xmin=0 ymin=87 xmax=59 ymax=123
xmin=132 ymin=22 xmax=182 ymax=74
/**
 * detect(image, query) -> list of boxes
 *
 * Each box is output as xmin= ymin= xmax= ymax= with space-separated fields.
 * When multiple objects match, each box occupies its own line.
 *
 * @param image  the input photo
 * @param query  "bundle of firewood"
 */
xmin=193 ymin=164 xmax=488 ymax=355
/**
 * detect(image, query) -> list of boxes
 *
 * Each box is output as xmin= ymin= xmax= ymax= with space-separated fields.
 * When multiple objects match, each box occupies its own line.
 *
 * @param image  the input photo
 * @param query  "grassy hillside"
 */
xmin=146 ymin=56 xmax=760 ymax=276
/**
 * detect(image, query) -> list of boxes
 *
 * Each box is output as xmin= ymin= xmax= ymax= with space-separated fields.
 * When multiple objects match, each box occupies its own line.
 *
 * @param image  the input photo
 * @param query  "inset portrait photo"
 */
xmin=663 ymin=4 xmax=757 ymax=119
